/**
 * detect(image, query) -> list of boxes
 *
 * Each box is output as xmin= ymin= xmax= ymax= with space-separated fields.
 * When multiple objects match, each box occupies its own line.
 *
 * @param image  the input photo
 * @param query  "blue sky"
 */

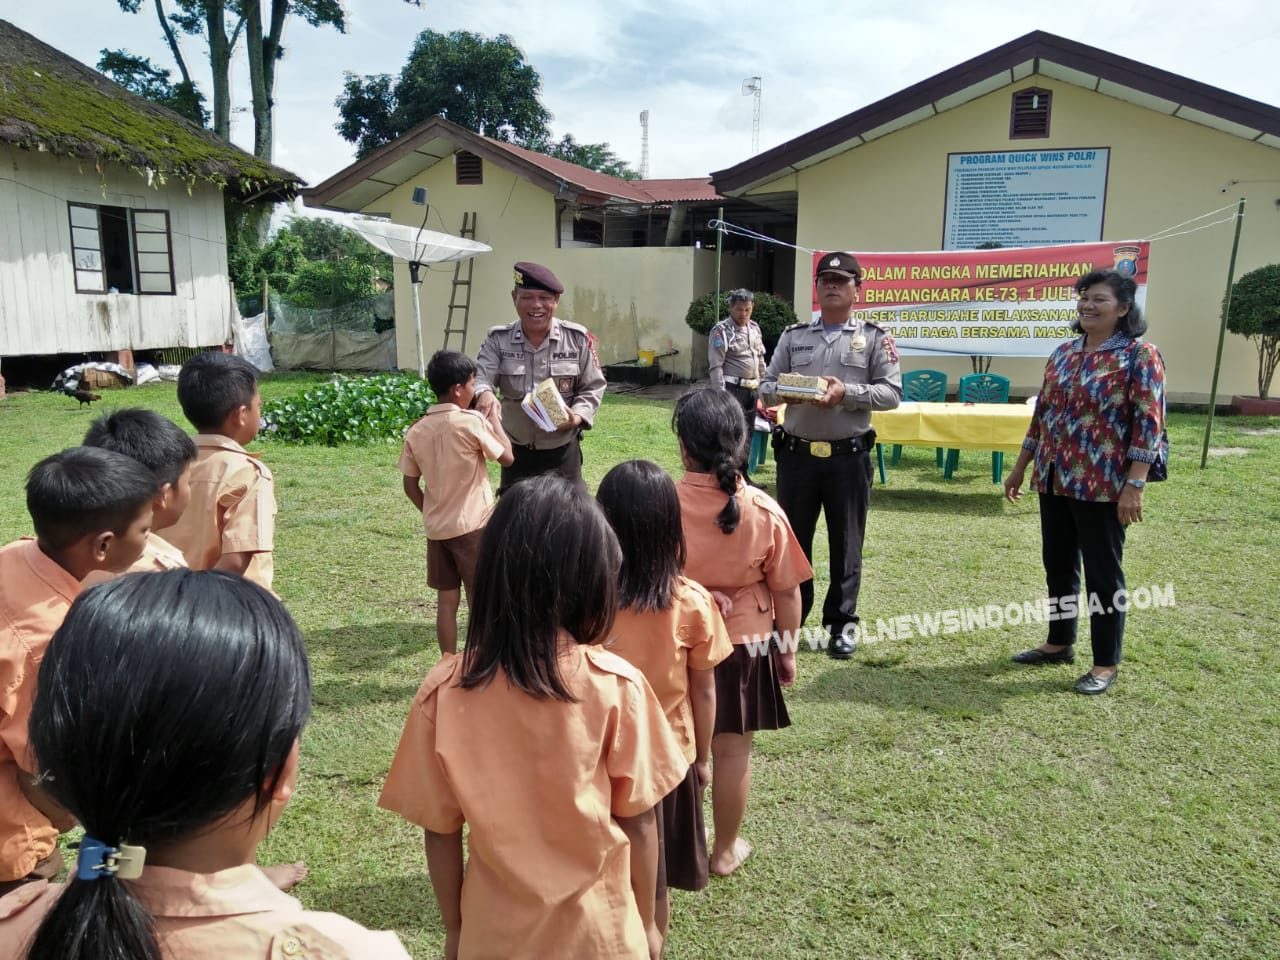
xmin=7 ymin=1 xmax=1280 ymax=186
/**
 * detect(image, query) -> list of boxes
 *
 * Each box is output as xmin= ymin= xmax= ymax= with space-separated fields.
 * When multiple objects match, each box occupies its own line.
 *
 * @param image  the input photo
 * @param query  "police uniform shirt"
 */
xmin=708 ymin=317 xmax=765 ymax=389
xmin=759 ymin=317 xmax=903 ymax=441
xmin=475 ymin=317 xmax=607 ymax=449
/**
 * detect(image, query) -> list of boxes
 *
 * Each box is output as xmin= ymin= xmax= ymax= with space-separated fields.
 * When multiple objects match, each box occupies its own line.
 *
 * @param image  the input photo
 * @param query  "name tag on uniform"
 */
xmin=792 ymin=344 xmax=816 ymax=355
xmin=500 ymin=350 xmax=523 ymax=360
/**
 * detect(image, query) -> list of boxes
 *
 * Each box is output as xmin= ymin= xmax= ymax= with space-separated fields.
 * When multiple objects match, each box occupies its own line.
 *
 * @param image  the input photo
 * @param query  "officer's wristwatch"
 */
xmin=1125 ymin=478 xmax=1146 ymax=490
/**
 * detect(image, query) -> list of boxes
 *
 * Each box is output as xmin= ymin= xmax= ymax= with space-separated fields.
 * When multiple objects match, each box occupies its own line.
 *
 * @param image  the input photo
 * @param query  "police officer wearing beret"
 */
xmin=708 ymin=289 xmax=766 ymax=423
xmin=758 ymin=253 xmax=903 ymax=658
xmin=474 ymin=262 xmax=606 ymax=495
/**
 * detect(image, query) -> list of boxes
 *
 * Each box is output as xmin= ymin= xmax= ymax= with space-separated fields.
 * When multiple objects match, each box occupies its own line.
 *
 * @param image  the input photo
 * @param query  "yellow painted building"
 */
xmin=713 ymin=31 xmax=1280 ymax=403
xmin=305 ymin=118 xmax=778 ymax=380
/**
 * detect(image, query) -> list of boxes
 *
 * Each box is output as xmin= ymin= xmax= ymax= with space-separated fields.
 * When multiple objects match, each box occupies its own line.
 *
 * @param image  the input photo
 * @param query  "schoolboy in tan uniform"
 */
xmin=401 ymin=350 xmax=513 ymax=654
xmin=81 ymin=408 xmax=196 ymax=585
xmin=0 ymin=448 xmax=156 ymax=892
xmin=166 ymin=352 xmax=277 ymax=590
xmin=474 ymin=261 xmax=607 ymax=494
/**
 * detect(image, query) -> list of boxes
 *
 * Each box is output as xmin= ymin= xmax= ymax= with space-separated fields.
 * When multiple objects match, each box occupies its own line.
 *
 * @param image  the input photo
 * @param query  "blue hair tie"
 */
xmin=76 ymin=835 xmax=147 ymax=881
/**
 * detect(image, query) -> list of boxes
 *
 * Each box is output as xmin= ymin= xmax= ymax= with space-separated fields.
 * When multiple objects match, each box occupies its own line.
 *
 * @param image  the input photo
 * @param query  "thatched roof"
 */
xmin=0 ymin=19 xmax=302 ymax=202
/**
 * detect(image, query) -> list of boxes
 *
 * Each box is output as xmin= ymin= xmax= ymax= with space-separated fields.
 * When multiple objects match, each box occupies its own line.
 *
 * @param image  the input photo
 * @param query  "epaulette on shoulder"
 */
xmin=559 ymin=318 xmax=591 ymax=336
xmin=861 ymin=318 xmax=888 ymax=333
xmin=783 ymin=321 xmax=809 ymax=333
xmin=486 ymin=322 xmax=513 ymax=336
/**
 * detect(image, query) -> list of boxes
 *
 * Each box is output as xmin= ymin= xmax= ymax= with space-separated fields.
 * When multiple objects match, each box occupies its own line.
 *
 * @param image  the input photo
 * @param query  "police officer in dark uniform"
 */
xmin=474 ymin=262 xmax=606 ymax=495
xmin=758 ymin=252 xmax=903 ymax=658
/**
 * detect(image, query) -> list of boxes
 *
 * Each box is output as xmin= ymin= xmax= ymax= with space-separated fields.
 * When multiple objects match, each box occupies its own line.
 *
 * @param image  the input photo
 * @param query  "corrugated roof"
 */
xmin=0 ymin=18 xmax=301 ymax=201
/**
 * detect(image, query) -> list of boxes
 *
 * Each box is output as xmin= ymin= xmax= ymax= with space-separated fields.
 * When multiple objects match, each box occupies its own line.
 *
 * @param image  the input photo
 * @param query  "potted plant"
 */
xmin=1223 ymin=264 xmax=1280 ymax=415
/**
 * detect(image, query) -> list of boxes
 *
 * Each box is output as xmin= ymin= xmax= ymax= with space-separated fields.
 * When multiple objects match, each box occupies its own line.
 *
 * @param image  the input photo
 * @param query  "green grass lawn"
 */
xmin=2 ymin=378 xmax=1278 ymax=959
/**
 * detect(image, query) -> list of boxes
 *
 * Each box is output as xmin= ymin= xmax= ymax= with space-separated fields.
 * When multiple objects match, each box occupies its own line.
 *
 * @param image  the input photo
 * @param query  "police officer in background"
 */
xmin=474 ymin=262 xmax=606 ymax=495
xmin=708 ymin=288 xmax=766 ymax=424
xmin=759 ymin=252 xmax=902 ymax=659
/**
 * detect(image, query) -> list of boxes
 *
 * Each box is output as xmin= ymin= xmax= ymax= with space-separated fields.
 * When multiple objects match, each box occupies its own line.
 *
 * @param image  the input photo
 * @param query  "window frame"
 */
xmin=1009 ymin=87 xmax=1052 ymax=140
xmin=66 ymin=202 xmax=176 ymax=296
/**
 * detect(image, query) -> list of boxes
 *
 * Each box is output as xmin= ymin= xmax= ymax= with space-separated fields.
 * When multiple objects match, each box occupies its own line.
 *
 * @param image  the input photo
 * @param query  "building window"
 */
xmin=456 ymin=151 xmax=483 ymax=185
xmin=68 ymin=203 xmax=175 ymax=295
xmin=1010 ymin=87 xmax=1051 ymax=139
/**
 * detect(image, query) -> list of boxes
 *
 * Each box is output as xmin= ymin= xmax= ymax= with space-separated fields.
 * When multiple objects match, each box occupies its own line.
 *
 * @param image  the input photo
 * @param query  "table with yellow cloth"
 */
xmin=871 ymin=401 xmax=1034 ymax=454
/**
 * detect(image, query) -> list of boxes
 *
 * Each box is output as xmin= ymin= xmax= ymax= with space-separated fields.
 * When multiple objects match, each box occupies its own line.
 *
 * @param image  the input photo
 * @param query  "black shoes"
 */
xmin=827 ymin=628 xmax=856 ymax=660
xmin=1011 ymin=646 xmax=1076 ymax=665
xmin=1074 ymin=671 xmax=1117 ymax=695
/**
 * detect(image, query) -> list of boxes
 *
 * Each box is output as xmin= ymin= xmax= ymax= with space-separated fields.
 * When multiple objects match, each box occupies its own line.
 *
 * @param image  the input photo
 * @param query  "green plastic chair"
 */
xmin=944 ymin=373 xmax=1011 ymax=483
xmin=888 ymin=370 xmax=948 ymax=469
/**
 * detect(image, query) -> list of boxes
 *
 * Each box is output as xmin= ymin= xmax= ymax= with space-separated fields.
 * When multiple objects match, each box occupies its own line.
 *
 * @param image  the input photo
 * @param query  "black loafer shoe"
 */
xmin=1074 ymin=671 xmax=1117 ymax=695
xmin=1011 ymin=646 xmax=1075 ymax=665
xmin=827 ymin=630 xmax=856 ymax=660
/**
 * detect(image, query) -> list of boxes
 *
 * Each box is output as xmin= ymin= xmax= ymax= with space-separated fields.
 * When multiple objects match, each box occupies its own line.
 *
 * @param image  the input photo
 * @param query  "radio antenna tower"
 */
xmin=639 ymin=110 xmax=650 ymax=179
xmin=741 ymin=77 xmax=761 ymax=154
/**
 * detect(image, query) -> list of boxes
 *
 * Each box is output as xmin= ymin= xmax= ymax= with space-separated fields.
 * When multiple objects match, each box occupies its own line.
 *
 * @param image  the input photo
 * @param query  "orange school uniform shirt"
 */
xmin=81 ymin=532 xmax=187 ymax=587
xmin=399 ymin=404 xmax=507 ymax=541
xmin=608 ymin=576 xmax=733 ymax=762
xmin=165 ymin=435 xmax=276 ymax=590
xmin=0 ymin=864 xmax=412 ymax=959
xmin=379 ymin=643 xmax=688 ymax=960
xmin=676 ymin=473 xmax=814 ymax=644
xmin=0 ymin=539 xmax=78 ymax=882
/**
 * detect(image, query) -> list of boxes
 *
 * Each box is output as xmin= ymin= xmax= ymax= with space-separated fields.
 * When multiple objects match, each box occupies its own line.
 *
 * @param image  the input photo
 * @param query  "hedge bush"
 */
xmin=684 ymin=290 xmax=798 ymax=345
xmin=262 ymin=375 xmax=434 ymax=445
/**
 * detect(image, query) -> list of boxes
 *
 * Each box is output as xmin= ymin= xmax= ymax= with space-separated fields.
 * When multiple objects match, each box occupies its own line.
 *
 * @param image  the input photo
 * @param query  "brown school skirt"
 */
xmin=655 ymin=763 xmax=708 ymax=894
xmin=713 ymin=643 xmax=791 ymax=736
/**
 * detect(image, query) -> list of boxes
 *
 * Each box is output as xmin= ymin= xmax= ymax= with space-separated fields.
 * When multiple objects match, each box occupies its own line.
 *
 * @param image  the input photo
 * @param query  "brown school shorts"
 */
xmin=426 ymin=529 xmax=484 ymax=594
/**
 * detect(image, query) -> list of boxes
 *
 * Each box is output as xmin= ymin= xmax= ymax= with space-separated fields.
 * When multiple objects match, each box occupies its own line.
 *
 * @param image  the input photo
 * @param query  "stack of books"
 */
xmin=776 ymin=373 xmax=827 ymax=400
xmin=522 ymin=378 xmax=571 ymax=431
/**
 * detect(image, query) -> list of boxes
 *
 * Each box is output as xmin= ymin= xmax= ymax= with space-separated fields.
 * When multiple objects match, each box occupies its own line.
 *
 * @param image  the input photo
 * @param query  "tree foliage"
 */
xmin=97 ymin=48 xmax=208 ymax=126
xmin=530 ymin=134 xmax=639 ymax=180
xmin=110 ymin=0 xmax=400 ymax=160
xmin=335 ymin=29 xmax=639 ymax=179
xmin=1224 ymin=263 xmax=1280 ymax=399
xmin=337 ymin=30 xmax=550 ymax=157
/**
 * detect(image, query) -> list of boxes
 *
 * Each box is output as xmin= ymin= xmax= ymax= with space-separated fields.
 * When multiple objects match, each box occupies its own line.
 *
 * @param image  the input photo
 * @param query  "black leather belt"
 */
xmin=771 ymin=428 xmax=875 ymax=458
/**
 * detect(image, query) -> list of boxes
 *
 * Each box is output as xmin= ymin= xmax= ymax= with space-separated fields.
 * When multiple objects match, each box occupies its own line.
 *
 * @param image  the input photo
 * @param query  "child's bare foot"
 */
xmin=261 ymin=861 xmax=308 ymax=891
xmin=709 ymin=837 xmax=752 ymax=877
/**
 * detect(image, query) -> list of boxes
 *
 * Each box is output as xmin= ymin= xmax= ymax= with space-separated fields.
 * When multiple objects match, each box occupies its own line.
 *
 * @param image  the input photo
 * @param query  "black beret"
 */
xmin=513 ymin=261 xmax=564 ymax=295
xmin=814 ymin=252 xmax=862 ymax=281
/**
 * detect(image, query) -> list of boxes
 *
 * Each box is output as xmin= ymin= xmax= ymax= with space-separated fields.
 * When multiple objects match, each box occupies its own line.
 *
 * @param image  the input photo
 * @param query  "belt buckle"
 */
xmin=809 ymin=440 xmax=832 ymax=459
xmin=739 ymin=378 xmax=759 ymax=390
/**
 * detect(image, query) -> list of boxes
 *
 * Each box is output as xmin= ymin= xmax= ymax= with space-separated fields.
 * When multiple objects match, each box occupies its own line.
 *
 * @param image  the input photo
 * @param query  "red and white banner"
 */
xmin=812 ymin=241 xmax=1149 ymax=357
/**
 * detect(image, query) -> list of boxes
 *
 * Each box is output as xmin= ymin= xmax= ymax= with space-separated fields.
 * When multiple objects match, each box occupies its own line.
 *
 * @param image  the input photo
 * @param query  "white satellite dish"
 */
xmin=292 ymin=204 xmax=491 ymax=377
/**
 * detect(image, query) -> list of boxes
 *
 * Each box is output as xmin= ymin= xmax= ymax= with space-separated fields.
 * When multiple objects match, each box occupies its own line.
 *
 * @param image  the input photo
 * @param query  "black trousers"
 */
xmin=727 ymin=384 xmax=757 ymax=474
xmin=498 ymin=434 xmax=586 ymax=497
xmin=1038 ymin=491 xmax=1127 ymax=667
xmin=774 ymin=445 xmax=873 ymax=632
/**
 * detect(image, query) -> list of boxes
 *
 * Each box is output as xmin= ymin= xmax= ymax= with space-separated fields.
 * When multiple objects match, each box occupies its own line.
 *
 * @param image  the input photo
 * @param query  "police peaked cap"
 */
xmin=814 ymin=252 xmax=862 ymax=281
xmin=513 ymin=261 xmax=564 ymax=295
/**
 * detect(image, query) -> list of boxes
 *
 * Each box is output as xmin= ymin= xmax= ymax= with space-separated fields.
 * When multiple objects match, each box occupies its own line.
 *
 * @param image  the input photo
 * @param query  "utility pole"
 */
xmin=639 ymin=110 xmax=650 ymax=179
xmin=742 ymin=77 xmax=762 ymax=154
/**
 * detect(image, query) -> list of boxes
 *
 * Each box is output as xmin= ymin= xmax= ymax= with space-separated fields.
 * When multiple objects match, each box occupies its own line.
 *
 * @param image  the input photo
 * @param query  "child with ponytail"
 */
xmin=0 ymin=570 xmax=410 ymax=960
xmin=672 ymin=388 xmax=812 ymax=877
xmin=597 ymin=460 xmax=733 ymax=934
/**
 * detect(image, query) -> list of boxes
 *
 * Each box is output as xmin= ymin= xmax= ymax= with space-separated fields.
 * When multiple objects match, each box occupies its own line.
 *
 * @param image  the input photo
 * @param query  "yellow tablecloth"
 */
xmin=872 ymin=402 xmax=1033 ymax=454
